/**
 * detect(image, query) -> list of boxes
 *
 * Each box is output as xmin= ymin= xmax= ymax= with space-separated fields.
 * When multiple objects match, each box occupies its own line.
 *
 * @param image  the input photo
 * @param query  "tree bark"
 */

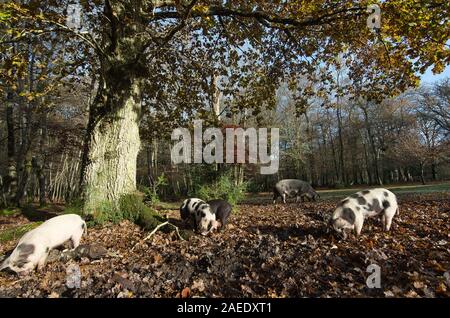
xmin=78 ymin=0 xmax=152 ymax=214
xmin=81 ymin=78 xmax=142 ymax=214
xmin=3 ymin=92 xmax=17 ymax=202
xmin=420 ymin=162 xmax=426 ymax=185
xmin=336 ymin=106 xmax=345 ymax=184
xmin=361 ymin=103 xmax=382 ymax=185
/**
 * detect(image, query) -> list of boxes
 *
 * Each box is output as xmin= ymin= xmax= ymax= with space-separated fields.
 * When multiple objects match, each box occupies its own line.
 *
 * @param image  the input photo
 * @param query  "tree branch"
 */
xmin=153 ymin=5 xmax=365 ymax=29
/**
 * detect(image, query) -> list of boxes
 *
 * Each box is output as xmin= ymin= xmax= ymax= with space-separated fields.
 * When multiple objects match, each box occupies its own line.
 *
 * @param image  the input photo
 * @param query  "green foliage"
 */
xmin=332 ymin=182 xmax=346 ymax=189
xmin=90 ymin=200 xmax=118 ymax=225
xmin=136 ymin=207 xmax=166 ymax=231
xmin=140 ymin=173 xmax=169 ymax=205
xmin=63 ymin=194 xmax=167 ymax=231
xmin=0 ymin=10 xmax=11 ymax=22
xmin=81 ymin=193 xmax=166 ymax=233
xmin=0 ymin=222 xmax=42 ymax=244
xmin=247 ymin=180 xmax=263 ymax=194
xmin=0 ymin=207 xmax=20 ymax=217
xmin=118 ymin=193 xmax=149 ymax=223
xmin=63 ymin=199 xmax=84 ymax=216
xmin=195 ymin=174 xmax=247 ymax=207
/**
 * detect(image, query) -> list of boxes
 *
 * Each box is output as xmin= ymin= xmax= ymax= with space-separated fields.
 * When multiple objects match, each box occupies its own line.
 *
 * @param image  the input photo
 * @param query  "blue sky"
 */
xmin=420 ymin=65 xmax=450 ymax=84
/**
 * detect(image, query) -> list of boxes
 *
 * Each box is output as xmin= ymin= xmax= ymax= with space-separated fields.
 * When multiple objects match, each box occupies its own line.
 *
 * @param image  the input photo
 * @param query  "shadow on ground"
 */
xmin=21 ymin=204 xmax=64 ymax=222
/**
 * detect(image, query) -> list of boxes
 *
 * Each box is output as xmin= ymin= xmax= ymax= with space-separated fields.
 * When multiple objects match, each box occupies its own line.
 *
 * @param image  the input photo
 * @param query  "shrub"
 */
xmin=63 ymin=199 xmax=84 ymax=216
xmin=63 ymin=194 xmax=175 ymax=235
xmin=91 ymin=200 xmax=120 ymax=225
xmin=0 ymin=222 xmax=42 ymax=244
xmin=118 ymin=193 xmax=147 ymax=223
xmin=136 ymin=206 xmax=166 ymax=231
xmin=247 ymin=180 xmax=263 ymax=194
xmin=195 ymin=174 xmax=247 ymax=207
xmin=140 ymin=173 xmax=169 ymax=205
xmin=0 ymin=208 xmax=20 ymax=217
xmin=332 ymin=182 xmax=346 ymax=189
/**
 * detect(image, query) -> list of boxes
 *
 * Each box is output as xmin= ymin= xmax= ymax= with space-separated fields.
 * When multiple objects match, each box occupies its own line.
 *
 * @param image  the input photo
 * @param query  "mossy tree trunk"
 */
xmin=80 ymin=1 xmax=148 ymax=215
xmin=81 ymin=80 xmax=142 ymax=214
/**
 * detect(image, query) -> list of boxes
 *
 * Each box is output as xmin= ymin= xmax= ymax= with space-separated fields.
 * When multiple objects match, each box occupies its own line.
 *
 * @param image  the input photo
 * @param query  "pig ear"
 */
xmin=0 ymin=257 xmax=10 ymax=271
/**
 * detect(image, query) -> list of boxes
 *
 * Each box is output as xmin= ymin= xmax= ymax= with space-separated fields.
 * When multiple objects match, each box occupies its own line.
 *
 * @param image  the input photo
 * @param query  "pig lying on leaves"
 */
xmin=180 ymin=198 xmax=218 ymax=235
xmin=329 ymin=188 xmax=399 ymax=239
xmin=273 ymin=179 xmax=319 ymax=204
xmin=0 ymin=214 xmax=87 ymax=274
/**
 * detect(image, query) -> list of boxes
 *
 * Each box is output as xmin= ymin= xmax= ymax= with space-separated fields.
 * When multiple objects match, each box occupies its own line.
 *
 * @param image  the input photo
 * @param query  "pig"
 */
xmin=179 ymin=198 xmax=217 ymax=235
xmin=273 ymin=179 xmax=319 ymax=204
xmin=0 ymin=214 xmax=87 ymax=274
xmin=329 ymin=188 xmax=399 ymax=239
xmin=206 ymin=199 xmax=232 ymax=232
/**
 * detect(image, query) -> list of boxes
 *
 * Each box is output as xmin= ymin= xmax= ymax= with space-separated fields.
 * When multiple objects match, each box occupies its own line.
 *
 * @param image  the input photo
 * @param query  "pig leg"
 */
xmin=385 ymin=216 xmax=393 ymax=231
xmin=384 ymin=211 xmax=394 ymax=231
xmin=381 ymin=214 xmax=387 ymax=231
xmin=37 ymin=250 xmax=49 ymax=271
xmin=71 ymin=232 xmax=83 ymax=250
xmin=192 ymin=217 xmax=198 ymax=232
xmin=354 ymin=216 xmax=364 ymax=237
xmin=282 ymin=193 xmax=287 ymax=204
xmin=219 ymin=217 xmax=227 ymax=231
xmin=37 ymin=256 xmax=47 ymax=271
xmin=273 ymin=192 xmax=278 ymax=204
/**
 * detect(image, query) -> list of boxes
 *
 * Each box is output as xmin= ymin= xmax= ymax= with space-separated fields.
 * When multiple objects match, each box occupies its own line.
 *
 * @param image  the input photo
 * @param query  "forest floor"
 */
xmin=0 ymin=186 xmax=449 ymax=298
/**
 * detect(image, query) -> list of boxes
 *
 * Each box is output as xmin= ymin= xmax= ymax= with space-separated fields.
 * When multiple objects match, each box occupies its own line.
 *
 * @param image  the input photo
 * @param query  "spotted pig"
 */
xmin=329 ymin=188 xmax=399 ymax=239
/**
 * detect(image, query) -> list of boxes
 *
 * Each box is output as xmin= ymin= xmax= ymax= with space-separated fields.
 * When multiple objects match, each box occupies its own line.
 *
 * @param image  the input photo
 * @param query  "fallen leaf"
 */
xmin=181 ymin=287 xmax=190 ymax=298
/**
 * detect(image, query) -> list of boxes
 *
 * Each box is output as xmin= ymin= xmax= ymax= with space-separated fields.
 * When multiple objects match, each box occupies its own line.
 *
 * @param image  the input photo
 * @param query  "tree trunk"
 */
xmin=3 ymin=92 xmax=17 ymax=202
xmin=420 ymin=163 xmax=426 ymax=185
xmin=81 ymin=79 xmax=142 ymax=214
xmin=336 ymin=107 xmax=345 ymax=184
xmin=329 ymin=130 xmax=339 ymax=184
xmin=431 ymin=162 xmax=437 ymax=181
xmin=32 ymin=157 xmax=45 ymax=206
xmin=15 ymin=103 xmax=34 ymax=205
xmin=304 ymin=112 xmax=316 ymax=185
xmin=146 ymin=145 xmax=155 ymax=188
xmin=78 ymin=0 xmax=154 ymax=214
xmin=361 ymin=104 xmax=382 ymax=185
xmin=362 ymin=135 xmax=372 ymax=184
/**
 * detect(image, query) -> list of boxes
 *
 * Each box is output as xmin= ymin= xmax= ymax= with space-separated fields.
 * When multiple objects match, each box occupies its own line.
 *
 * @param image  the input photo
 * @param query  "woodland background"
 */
xmin=0 ymin=1 xmax=449 ymax=298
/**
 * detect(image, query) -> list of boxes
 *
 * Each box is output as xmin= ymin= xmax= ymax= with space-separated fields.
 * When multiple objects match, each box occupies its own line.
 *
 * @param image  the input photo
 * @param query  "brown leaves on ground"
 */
xmin=0 ymin=193 xmax=448 ymax=298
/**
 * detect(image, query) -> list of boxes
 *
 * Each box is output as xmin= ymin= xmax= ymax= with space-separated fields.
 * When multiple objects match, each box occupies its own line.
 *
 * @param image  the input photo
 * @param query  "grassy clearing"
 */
xmin=317 ymin=182 xmax=450 ymax=199
xmin=242 ymin=182 xmax=450 ymax=203
xmin=0 ymin=208 xmax=20 ymax=217
xmin=154 ymin=201 xmax=181 ymax=211
xmin=0 ymin=222 xmax=42 ymax=244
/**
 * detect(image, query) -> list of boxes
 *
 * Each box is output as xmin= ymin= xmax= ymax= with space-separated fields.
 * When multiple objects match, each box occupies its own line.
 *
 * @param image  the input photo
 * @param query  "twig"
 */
xmin=143 ymin=221 xmax=169 ymax=241
xmin=131 ymin=221 xmax=185 ymax=252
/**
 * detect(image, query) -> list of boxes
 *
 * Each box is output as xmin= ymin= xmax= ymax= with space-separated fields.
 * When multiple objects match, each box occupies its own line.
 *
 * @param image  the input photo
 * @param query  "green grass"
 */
xmin=0 ymin=222 xmax=42 ymax=244
xmin=241 ymin=182 xmax=450 ymax=203
xmin=317 ymin=182 xmax=450 ymax=199
xmin=156 ymin=201 xmax=182 ymax=210
xmin=0 ymin=208 xmax=20 ymax=217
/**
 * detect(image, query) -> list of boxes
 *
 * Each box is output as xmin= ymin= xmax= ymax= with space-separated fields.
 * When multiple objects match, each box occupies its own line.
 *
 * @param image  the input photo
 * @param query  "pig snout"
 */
xmin=200 ymin=220 xmax=220 ymax=236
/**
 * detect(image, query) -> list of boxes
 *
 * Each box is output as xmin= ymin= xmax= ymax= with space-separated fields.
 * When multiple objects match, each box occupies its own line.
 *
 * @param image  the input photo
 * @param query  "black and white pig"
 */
xmin=0 ymin=214 xmax=87 ymax=273
xmin=329 ymin=188 xmax=399 ymax=239
xmin=206 ymin=199 xmax=232 ymax=232
xmin=273 ymin=179 xmax=320 ymax=204
xmin=179 ymin=198 xmax=218 ymax=235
